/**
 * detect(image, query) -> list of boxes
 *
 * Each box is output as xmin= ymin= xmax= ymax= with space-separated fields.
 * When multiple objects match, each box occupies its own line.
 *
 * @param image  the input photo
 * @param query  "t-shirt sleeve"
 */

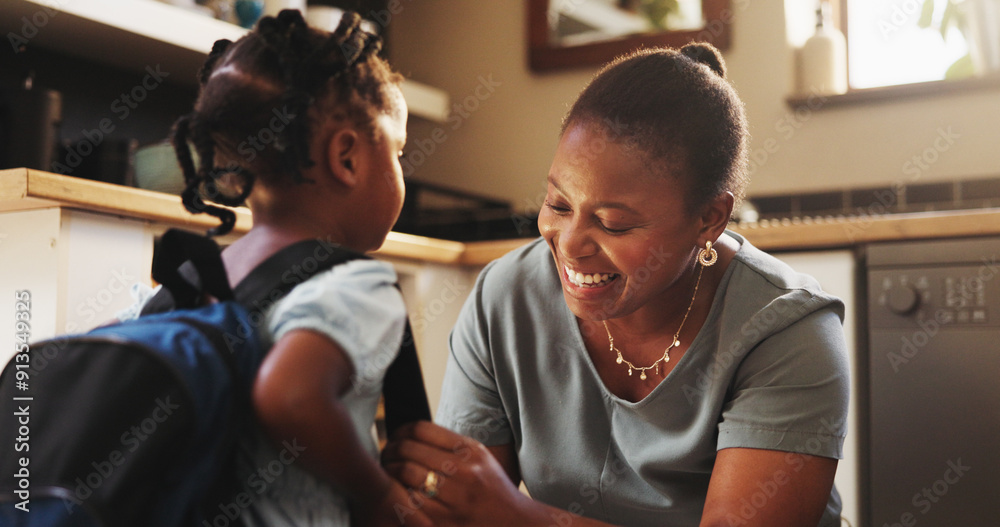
xmin=115 ymin=283 xmax=160 ymax=322
xmin=717 ymin=303 xmax=849 ymax=459
xmin=435 ymin=262 xmax=514 ymax=446
xmin=267 ymin=259 xmax=406 ymax=394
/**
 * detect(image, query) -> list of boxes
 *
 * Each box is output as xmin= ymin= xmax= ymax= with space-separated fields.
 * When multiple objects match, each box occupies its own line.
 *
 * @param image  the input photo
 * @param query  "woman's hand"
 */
xmin=381 ymin=421 xmax=549 ymax=527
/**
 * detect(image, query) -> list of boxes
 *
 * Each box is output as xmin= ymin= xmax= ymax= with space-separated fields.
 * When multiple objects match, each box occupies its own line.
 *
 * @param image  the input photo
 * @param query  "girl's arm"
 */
xmin=253 ymin=329 xmax=430 ymax=527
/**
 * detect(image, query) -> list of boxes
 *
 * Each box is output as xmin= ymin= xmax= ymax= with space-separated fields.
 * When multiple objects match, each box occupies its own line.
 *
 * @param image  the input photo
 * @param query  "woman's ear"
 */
xmin=699 ymin=191 xmax=735 ymax=241
xmin=327 ymin=127 xmax=361 ymax=187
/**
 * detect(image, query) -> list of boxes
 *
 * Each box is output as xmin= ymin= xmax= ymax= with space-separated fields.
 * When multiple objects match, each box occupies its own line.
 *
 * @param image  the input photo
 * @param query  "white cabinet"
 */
xmin=0 ymin=208 xmax=156 ymax=369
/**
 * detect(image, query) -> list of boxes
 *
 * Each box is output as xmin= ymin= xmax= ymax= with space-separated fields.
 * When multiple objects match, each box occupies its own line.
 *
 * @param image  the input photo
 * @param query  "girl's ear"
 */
xmin=699 ymin=191 xmax=735 ymax=241
xmin=327 ymin=127 xmax=361 ymax=187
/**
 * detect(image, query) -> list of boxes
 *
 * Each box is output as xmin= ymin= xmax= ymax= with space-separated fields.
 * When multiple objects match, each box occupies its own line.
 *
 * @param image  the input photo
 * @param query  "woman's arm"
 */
xmin=253 ymin=329 xmax=431 ymax=527
xmin=700 ymin=447 xmax=838 ymax=527
xmin=386 ymin=423 xmax=838 ymax=527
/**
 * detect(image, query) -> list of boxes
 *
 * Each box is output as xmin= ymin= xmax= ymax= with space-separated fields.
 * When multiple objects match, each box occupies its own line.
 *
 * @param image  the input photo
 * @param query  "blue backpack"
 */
xmin=0 ymin=228 xmax=431 ymax=527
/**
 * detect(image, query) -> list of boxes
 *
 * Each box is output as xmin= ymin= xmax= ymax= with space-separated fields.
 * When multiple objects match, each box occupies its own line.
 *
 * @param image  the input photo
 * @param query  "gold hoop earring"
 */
xmin=698 ymin=240 xmax=718 ymax=267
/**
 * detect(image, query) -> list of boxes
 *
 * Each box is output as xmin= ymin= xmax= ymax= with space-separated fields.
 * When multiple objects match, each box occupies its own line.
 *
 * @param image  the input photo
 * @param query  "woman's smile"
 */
xmin=563 ymin=264 xmax=620 ymax=288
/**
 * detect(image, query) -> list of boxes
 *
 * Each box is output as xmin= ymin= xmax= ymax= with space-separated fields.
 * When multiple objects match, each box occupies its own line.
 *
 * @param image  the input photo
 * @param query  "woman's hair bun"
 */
xmin=680 ymin=42 xmax=726 ymax=78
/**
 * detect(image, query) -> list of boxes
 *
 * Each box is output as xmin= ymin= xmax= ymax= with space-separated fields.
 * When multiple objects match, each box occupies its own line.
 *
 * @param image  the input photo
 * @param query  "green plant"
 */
xmin=918 ymin=0 xmax=974 ymax=78
xmin=641 ymin=0 xmax=680 ymax=31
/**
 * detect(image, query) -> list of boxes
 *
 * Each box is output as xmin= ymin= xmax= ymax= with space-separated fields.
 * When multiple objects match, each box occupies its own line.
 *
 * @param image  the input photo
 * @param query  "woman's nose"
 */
xmin=558 ymin=219 xmax=597 ymax=260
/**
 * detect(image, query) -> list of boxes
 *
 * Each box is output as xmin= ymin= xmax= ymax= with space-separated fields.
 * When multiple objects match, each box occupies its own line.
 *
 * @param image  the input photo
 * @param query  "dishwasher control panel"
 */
xmin=869 ymin=265 xmax=997 ymax=328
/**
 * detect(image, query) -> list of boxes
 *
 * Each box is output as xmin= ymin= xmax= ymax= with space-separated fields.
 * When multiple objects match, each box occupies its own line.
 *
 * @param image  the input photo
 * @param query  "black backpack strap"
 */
xmin=152 ymin=229 xmax=234 ymax=307
xmin=144 ymin=232 xmax=432 ymax=431
xmin=232 ymin=239 xmax=368 ymax=309
xmin=231 ymin=240 xmax=432 ymax=431
xmin=383 ymin=319 xmax=432 ymax=436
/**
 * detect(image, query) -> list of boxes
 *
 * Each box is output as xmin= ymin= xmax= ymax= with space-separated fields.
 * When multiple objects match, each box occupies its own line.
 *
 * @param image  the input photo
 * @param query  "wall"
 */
xmin=389 ymin=0 xmax=1000 ymax=210
xmin=389 ymin=0 xmax=594 ymax=213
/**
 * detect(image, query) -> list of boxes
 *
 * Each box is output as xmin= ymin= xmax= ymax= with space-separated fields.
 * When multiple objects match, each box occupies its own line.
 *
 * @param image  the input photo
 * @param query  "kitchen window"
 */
xmin=844 ymin=0 xmax=974 ymax=89
xmin=788 ymin=0 xmax=1000 ymax=106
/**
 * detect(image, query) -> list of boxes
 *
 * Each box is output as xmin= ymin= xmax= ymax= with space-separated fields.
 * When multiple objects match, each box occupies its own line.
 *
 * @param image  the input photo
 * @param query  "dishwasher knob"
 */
xmin=886 ymin=284 xmax=920 ymax=314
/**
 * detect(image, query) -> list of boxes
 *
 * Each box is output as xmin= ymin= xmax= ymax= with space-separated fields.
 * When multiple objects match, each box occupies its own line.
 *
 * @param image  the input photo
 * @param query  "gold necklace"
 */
xmin=602 ymin=264 xmax=704 ymax=381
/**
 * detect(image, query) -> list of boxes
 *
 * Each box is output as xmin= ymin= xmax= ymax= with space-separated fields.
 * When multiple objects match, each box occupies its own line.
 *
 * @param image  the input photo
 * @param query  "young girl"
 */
xmin=155 ymin=10 xmax=425 ymax=527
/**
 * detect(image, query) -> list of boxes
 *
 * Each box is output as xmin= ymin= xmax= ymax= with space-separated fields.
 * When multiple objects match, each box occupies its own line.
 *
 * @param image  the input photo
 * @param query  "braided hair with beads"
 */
xmin=171 ymin=9 xmax=400 ymax=236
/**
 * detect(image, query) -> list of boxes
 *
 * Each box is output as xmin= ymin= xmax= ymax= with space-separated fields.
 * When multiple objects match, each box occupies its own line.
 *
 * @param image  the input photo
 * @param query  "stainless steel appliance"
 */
xmin=866 ymin=237 xmax=1000 ymax=526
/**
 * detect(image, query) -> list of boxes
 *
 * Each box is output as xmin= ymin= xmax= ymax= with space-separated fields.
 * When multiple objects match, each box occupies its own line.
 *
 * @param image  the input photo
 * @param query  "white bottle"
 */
xmin=798 ymin=1 xmax=848 ymax=95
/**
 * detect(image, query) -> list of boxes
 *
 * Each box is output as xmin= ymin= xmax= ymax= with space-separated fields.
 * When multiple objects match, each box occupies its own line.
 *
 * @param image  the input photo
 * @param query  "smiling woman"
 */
xmin=383 ymin=42 xmax=850 ymax=527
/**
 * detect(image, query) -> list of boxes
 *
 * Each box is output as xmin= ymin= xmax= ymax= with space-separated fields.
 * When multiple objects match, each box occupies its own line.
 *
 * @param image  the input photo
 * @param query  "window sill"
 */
xmin=786 ymin=72 xmax=1000 ymax=109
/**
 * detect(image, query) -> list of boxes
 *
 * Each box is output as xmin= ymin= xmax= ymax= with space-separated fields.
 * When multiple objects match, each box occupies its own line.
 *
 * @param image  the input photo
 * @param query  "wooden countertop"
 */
xmin=0 ymin=169 xmax=466 ymax=264
xmin=5 ymin=169 xmax=1000 ymax=265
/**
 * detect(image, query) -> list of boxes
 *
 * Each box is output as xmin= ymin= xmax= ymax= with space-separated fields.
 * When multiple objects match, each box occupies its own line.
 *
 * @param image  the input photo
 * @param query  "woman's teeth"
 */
xmin=565 ymin=266 xmax=617 ymax=287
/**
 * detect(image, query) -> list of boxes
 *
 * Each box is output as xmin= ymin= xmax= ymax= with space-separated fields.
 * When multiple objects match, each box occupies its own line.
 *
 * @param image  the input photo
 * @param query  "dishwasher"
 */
xmin=866 ymin=236 xmax=1000 ymax=526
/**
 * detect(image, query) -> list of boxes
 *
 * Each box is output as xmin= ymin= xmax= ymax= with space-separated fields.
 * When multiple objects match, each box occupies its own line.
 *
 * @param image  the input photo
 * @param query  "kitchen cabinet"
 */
xmin=0 ymin=0 xmax=450 ymax=121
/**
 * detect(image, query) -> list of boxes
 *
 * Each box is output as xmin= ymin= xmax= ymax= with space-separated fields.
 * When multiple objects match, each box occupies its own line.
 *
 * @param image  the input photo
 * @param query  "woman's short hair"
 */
xmin=563 ymin=43 xmax=749 ymax=214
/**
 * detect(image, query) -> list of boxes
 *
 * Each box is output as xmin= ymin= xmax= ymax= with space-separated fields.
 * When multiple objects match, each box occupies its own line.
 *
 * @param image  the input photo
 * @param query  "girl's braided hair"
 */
xmin=171 ymin=10 xmax=401 ymax=236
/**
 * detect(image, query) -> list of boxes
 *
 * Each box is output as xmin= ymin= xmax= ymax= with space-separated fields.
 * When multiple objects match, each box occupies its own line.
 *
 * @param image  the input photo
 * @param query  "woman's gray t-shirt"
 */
xmin=435 ymin=232 xmax=849 ymax=526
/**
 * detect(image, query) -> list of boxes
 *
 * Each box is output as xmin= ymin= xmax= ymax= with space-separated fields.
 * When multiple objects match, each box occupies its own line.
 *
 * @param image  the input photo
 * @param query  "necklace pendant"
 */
xmin=640 ymin=370 xmax=647 ymax=380
xmin=616 ymin=355 xmax=623 ymax=365
xmin=655 ymin=363 xmax=660 ymax=376
xmin=628 ymin=367 xmax=633 ymax=376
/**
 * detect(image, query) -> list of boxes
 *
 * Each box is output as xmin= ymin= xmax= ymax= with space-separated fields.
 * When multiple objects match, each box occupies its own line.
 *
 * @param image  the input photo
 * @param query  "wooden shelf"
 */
xmin=0 ymin=0 xmax=449 ymax=122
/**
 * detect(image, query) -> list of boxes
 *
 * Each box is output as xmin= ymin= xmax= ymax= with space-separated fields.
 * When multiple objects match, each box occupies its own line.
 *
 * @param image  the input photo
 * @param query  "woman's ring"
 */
xmin=421 ymin=470 xmax=440 ymax=498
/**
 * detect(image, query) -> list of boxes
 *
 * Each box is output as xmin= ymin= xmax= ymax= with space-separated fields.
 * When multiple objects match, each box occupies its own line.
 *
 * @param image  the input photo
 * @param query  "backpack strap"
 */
xmin=231 ymin=239 xmax=368 ymax=309
xmin=144 ymin=230 xmax=432 ymax=431
xmin=383 ymin=323 xmax=432 ymax=436
xmin=152 ymin=229 xmax=234 ymax=307
xmin=228 ymin=238 xmax=432 ymax=434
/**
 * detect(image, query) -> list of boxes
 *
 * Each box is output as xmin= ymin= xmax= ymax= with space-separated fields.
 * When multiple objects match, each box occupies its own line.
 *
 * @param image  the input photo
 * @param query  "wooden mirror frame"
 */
xmin=528 ymin=0 xmax=734 ymax=72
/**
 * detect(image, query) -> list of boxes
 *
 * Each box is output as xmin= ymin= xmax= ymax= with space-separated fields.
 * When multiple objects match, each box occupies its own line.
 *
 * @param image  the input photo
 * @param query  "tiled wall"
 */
xmin=746 ymin=175 xmax=1000 ymax=222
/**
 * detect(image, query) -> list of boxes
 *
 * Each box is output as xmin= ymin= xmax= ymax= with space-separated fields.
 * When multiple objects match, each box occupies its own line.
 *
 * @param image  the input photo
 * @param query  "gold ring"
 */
xmin=421 ymin=470 xmax=440 ymax=498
